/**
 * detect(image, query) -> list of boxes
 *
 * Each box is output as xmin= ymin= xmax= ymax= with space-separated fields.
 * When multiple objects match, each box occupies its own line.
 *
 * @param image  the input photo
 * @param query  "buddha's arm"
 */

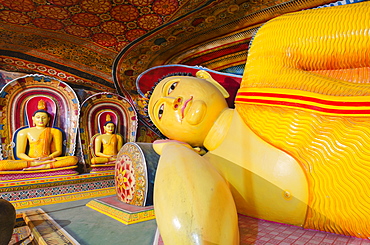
xmin=116 ymin=135 xmax=123 ymax=153
xmin=49 ymin=128 xmax=63 ymax=158
xmin=94 ymin=136 xmax=112 ymax=158
xmin=153 ymin=141 xmax=239 ymax=244
xmin=16 ymin=130 xmax=35 ymax=161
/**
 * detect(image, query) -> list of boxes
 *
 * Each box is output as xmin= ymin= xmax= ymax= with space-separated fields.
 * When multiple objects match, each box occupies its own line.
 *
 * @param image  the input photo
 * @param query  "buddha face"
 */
xmin=32 ymin=112 xmax=50 ymax=127
xmin=104 ymin=123 xmax=115 ymax=134
xmin=148 ymin=75 xmax=228 ymax=146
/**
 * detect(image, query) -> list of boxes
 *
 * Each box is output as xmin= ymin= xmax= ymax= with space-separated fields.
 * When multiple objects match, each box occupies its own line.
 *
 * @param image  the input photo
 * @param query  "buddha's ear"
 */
xmin=195 ymin=70 xmax=229 ymax=98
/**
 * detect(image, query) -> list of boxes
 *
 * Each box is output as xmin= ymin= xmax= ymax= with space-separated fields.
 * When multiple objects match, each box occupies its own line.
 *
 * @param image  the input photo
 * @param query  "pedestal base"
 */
xmin=1 ymin=172 xmax=116 ymax=209
xmin=86 ymin=195 xmax=155 ymax=225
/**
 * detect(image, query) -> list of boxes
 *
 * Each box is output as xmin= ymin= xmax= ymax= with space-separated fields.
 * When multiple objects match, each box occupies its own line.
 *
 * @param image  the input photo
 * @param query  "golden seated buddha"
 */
xmin=91 ymin=115 xmax=123 ymax=165
xmin=0 ymin=99 xmax=78 ymax=171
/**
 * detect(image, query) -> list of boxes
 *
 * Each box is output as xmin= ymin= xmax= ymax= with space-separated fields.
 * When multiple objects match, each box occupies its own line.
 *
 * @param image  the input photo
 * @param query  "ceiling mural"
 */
xmin=0 ymin=0 xmax=352 ymax=102
xmin=113 ymin=0 xmax=340 ymax=97
xmin=0 ymin=0 xmax=203 ymax=96
xmin=0 ymin=0 xmax=193 ymax=50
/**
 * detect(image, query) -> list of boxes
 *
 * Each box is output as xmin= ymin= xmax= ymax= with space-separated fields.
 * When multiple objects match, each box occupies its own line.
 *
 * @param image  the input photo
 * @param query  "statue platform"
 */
xmin=0 ymin=172 xmax=116 ymax=209
xmin=86 ymin=195 xmax=155 ymax=225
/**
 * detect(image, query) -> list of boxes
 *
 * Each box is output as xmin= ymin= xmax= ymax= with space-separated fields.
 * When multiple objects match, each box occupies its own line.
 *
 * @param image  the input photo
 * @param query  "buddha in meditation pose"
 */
xmin=0 ymin=99 xmax=78 ymax=171
xmin=146 ymin=2 xmax=370 ymax=244
xmin=91 ymin=115 xmax=123 ymax=165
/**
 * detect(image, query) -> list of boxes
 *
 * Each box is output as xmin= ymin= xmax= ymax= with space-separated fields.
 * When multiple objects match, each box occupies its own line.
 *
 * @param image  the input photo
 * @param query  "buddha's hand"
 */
xmin=108 ymin=156 xmax=117 ymax=162
xmin=153 ymin=140 xmax=206 ymax=155
xmin=23 ymin=163 xmax=51 ymax=171
xmin=32 ymin=157 xmax=56 ymax=165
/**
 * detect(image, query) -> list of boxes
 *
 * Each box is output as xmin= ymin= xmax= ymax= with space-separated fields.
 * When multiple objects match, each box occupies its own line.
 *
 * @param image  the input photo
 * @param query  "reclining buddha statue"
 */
xmin=0 ymin=99 xmax=78 ymax=171
xmin=139 ymin=2 xmax=370 ymax=244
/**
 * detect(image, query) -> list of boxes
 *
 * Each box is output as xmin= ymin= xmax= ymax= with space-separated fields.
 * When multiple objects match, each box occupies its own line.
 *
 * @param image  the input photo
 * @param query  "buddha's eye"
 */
xmin=158 ymin=104 xmax=164 ymax=119
xmin=168 ymin=82 xmax=178 ymax=94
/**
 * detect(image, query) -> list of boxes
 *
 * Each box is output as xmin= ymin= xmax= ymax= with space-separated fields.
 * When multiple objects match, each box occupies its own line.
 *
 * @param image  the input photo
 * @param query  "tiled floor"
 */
xmin=156 ymin=214 xmax=370 ymax=244
xmin=15 ymin=198 xmax=157 ymax=245
xmin=239 ymin=214 xmax=370 ymax=244
xmin=14 ymin=197 xmax=370 ymax=245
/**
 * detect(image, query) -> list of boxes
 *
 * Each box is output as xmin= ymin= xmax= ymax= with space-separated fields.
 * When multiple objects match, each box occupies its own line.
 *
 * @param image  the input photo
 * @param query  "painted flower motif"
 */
xmin=37 ymin=5 xmax=70 ymax=20
xmin=99 ymin=13 xmax=111 ymax=21
xmin=125 ymin=28 xmax=146 ymax=42
xmin=110 ymin=5 xmax=139 ymax=22
xmin=153 ymin=0 xmax=179 ymax=15
xmin=127 ymin=22 xmax=137 ymax=29
xmin=101 ymin=21 xmax=126 ymax=35
xmin=33 ymin=0 xmax=47 ymax=4
xmin=137 ymin=14 xmax=162 ymax=30
xmin=116 ymin=35 xmax=127 ymax=41
xmin=2 ymin=0 xmax=35 ymax=12
xmin=92 ymin=33 xmax=117 ymax=47
xmin=68 ymin=6 xmax=81 ymax=13
xmin=80 ymin=0 xmax=111 ymax=14
xmin=115 ymin=41 xmax=128 ymax=51
xmin=64 ymin=25 xmax=92 ymax=37
xmin=71 ymin=13 xmax=101 ymax=27
xmin=91 ymin=26 xmax=101 ymax=34
xmin=61 ymin=19 xmax=73 ymax=25
xmin=0 ymin=10 xmax=31 ymax=24
xmin=115 ymin=154 xmax=136 ymax=203
xmin=32 ymin=18 xmax=64 ymax=30
xmin=128 ymin=0 xmax=153 ymax=6
xmin=140 ymin=7 xmax=150 ymax=14
xmin=48 ymin=0 xmax=80 ymax=7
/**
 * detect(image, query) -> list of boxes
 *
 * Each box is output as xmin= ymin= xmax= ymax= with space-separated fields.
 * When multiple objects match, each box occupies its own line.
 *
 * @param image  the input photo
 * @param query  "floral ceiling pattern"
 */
xmin=0 ymin=0 xmax=348 ymax=102
xmin=0 ymin=0 xmax=209 ymax=97
xmin=0 ymin=0 xmax=183 ymax=51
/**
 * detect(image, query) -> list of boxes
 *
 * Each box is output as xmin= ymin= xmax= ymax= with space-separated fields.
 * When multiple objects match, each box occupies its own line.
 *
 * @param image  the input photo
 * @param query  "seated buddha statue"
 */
xmin=0 ymin=99 xmax=78 ymax=171
xmin=91 ymin=115 xmax=123 ymax=165
xmin=143 ymin=2 xmax=370 ymax=244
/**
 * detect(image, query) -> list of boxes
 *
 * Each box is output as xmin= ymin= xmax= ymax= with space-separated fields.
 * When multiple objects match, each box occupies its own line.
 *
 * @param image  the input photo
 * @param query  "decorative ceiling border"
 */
xmin=0 ymin=54 xmax=116 ymax=92
xmin=0 ymin=23 xmax=116 ymax=75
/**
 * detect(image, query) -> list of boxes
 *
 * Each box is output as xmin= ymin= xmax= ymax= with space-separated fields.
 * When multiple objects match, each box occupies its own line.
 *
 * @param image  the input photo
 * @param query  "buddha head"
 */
xmin=103 ymin=114 xmax=116 ymax=135
xmin=32 ymin=99 xmax=51 ymax=127
xmin=148 ymin=71 xmax=229 ymax=147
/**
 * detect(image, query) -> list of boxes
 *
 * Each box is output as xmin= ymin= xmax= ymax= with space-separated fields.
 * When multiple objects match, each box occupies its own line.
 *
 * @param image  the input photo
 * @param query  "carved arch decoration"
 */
xmin=79 ymin=92 xmax=138 ymax=172
xmin=0 ymin=74 xmax=80 ymax=161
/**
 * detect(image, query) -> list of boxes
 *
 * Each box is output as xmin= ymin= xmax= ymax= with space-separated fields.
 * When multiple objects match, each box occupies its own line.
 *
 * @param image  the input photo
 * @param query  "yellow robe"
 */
xmin=235 ymin=2 xmax=370 ymax=239
xmin=91 ymin=134 xmax=118 ymax=164
xmin=0 ymin=128 xmax=77 ymax=171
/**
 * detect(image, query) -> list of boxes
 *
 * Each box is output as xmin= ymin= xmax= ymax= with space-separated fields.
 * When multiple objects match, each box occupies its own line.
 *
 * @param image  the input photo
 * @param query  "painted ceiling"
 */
xmin=0 ymin=0 xmax=344 ymax=103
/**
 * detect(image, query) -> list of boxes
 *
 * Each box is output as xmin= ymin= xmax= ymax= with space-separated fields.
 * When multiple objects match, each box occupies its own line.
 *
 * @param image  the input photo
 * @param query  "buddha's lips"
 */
xmin=181 ymin=96 xmax=193 ymax=119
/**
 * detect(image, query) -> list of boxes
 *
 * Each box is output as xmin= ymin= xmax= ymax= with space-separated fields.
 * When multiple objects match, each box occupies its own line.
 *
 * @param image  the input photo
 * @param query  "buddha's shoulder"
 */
xmin=49 ymin=127 xmax=62 ymax=134
xmin=17 ymin=127 xmax=32 ymax=135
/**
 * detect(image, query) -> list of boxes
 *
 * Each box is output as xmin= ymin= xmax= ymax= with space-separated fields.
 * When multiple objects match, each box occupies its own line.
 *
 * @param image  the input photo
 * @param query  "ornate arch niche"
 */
xmin=0 ymin=74 xmax=80 ymax=160
xmin=79 ymin=92 xmax=138 ymax=171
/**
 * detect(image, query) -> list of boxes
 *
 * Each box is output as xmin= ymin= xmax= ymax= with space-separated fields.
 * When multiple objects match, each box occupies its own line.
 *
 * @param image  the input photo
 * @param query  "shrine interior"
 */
xmin=1 ymin=0 xmax=369 ymax=244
